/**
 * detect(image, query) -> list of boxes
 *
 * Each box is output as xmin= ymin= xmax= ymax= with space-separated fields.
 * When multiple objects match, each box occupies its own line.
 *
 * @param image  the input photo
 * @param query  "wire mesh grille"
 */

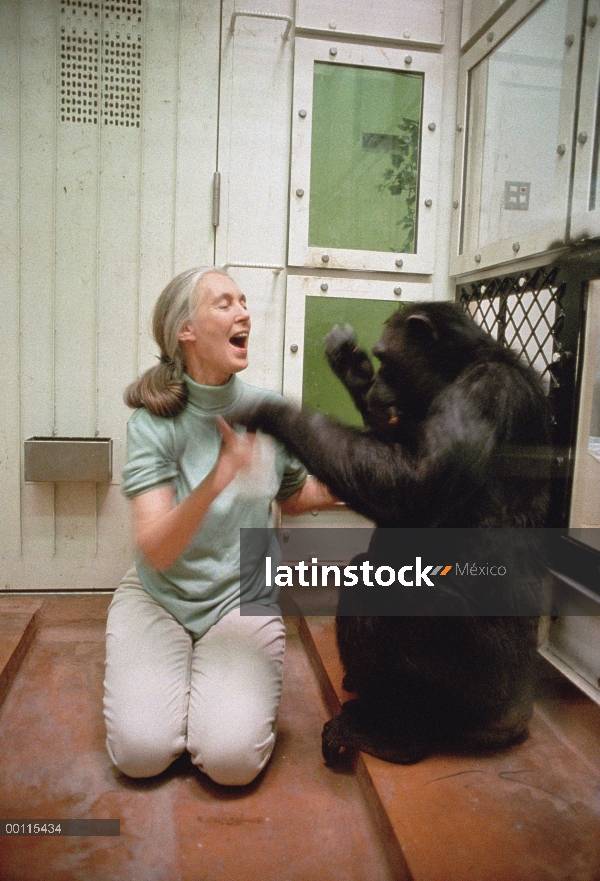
xmin=60 ymin=0 xmax=142 ymax=127
xmin=458 ymin=265 xmax=566 ymax=396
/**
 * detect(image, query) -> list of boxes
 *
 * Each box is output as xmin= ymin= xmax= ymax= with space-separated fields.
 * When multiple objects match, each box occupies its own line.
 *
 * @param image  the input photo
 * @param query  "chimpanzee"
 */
xmin=231 ymin=301 xmax=551 ymax=764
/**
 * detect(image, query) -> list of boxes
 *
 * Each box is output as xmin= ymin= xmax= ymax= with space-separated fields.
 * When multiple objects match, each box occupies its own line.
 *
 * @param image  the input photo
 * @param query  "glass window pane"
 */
xmin=462 ymin=0 xmax=571 ymax=252
xmin=309 ymin=63 xmax=423 ymax=254
xmin=302 ymin=296 xmax=400 ymax=425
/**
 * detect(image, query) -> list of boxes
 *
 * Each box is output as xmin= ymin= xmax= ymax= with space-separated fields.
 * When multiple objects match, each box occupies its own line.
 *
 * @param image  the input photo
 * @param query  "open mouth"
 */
xmin=229 ymin=332 xmax=249 ymax=350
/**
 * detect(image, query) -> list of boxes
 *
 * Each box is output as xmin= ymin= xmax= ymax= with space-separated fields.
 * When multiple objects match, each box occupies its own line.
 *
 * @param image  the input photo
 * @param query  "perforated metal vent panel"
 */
xmin=60 ymin=0 xmax=142 ymax=127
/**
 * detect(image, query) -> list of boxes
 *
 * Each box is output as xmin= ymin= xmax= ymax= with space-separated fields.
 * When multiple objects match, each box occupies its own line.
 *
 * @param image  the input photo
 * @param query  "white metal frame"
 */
xmin=282 ymin=275 xmax=432 ymax=402
xmin=571 ymin=1 xmax=600 ymax=240
xmin=450 ymin=0 xmax=583 ymax=277
xmin=288 ymin=38 xmax=443 ymax=275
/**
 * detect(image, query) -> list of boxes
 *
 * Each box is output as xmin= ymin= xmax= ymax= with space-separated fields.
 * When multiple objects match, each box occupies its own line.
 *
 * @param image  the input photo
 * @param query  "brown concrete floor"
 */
xmin=303 ymin=617 xmax=600 ymax=881
xmin=0 ymin=597 xmax=398 ymax=881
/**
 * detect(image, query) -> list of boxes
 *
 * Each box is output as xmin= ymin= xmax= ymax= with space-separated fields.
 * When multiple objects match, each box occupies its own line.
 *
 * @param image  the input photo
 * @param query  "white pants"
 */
xmin=103 ymin=567 xmax=286 ymax=786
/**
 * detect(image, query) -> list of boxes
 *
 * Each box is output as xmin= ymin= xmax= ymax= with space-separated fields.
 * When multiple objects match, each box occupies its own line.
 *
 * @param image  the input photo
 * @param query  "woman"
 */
xmin=104 ymin=267 xmax=335 ymax=786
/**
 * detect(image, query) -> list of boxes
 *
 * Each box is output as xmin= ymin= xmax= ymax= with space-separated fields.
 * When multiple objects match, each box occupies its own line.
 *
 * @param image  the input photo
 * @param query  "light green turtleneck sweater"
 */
xmin=122 ymin=373 xmax=307 ymax=637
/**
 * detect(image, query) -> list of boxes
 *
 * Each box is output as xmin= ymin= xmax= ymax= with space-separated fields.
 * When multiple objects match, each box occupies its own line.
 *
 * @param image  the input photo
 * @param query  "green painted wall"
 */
xmin=308 ymin=62 xmax=423 ymax=254
xmin=302 ymin=296 xmax=403 ymax=426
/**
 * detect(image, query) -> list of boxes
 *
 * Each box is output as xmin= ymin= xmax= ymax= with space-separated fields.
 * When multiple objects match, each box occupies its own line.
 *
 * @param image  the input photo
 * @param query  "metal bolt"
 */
xmin=394 ymin=286 xmax=402 ymax=296
xmin=283 ymin=529 xmax=290 ymax=539
xmin=403 ymin=30 xmax=411 ymax=38
xmin=404 ymin=55 xmax=412 ymax=65
xmin=328 ymin=20 xmax=337 ymax=29
xmin=487 ymin=30 xmax=494 ymax=42
xmin=320 ymin=282 xmax=328 ymax=291
xmin=578 ymin=131 xmax=588 ymax=144
xmin=565 ymin=34 xmax=574 ymax=46
xmin=298 ymin=109 xmax=307 ymax=118
xmin=428 ymin=122 xmax=436 ymax=131
xmin=321 ymin=254 xmax=330 ymax=263
xmin=457 ymin=123 xmax=463 ymax=133
xmin=512 ymin=241 xmax=520 ymax=253
xmin=329 ymin=47 xmax=337 ymax=57
xmin=557 ymin=143 xmax=566 ymax=155
xmin=395 ymin=258 xmax=404 ymax=268
xmin=453 ymin=199 xmax=459 ymax=209
xmin=295 ymin=188 xmax=304 ymax=197
xmin=424 ymin=198 xmax=432 ymax=207
xmin=311 ymin=510 xmax=319 ymax=516
xmin=475 ymin=254 xmax=481 ymax=263
xmin=290 ymin=344 xmax=298 ymax=353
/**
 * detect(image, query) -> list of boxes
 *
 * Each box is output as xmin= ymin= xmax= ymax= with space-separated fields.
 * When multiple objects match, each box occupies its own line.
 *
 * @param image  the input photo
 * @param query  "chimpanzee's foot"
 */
xmin=322 ymin=699 xmax=431 ymax=766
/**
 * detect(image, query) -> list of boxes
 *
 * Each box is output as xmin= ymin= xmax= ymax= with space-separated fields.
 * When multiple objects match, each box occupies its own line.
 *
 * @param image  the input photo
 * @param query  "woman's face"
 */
xmin=179 ymin=272 xmax=251 ymax=386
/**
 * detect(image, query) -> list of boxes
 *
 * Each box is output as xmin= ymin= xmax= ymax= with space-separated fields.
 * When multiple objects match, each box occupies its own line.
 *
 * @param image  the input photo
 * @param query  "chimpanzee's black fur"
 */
xmin=232 ymin=302 xmax=551 ymax=764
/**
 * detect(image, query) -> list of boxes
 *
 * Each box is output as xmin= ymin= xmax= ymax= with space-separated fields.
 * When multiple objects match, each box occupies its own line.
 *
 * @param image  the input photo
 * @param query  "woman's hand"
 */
xmin=212 ymin=416 xmax=256 ymax=494
xmin=132 ymin=417 xmax=256 ymax=572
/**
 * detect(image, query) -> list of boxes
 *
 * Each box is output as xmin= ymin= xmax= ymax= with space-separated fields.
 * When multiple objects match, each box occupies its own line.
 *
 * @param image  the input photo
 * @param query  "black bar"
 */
xmin=0 ymin=820 xmax=120 ymax=836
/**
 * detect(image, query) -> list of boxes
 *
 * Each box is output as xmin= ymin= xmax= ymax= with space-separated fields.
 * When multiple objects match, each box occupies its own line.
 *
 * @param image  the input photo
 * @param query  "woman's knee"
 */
xmin=190 ymin=732 xmax=276 ymax=786
xmin=106 ymin=724 xmax=184 ymax=779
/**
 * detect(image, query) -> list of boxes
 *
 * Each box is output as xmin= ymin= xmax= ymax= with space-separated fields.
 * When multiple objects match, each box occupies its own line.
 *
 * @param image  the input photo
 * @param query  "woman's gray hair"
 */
xmin=124 ymin=266 xmax=228 ymax=416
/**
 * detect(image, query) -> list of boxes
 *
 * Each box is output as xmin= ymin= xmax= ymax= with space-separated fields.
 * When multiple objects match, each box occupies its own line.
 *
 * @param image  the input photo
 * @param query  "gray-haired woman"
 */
xmin=103 ymin=267 xmax=335 ymax=785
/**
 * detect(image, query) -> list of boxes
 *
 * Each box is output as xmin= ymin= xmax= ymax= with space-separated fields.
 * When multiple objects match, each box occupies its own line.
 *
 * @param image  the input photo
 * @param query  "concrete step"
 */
xmin=0 ymin=597 xmax=43 ymax=709
xmin=300 ymin=616 xmax=600 ymax=881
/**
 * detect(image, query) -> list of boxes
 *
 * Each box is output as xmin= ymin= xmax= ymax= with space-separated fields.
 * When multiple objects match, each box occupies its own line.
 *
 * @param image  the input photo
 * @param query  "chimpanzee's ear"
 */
xmin=405 ymin=313 xmax=439 ymax=345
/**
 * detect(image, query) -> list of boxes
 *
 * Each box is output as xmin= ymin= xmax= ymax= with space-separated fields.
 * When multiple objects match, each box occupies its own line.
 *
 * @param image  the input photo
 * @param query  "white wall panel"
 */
xmin=173 ymin=0 xmax=221 ymax=272
xmin=19 ymin=1 xmax=60 ymax=563
xmin=216 ymin=0 xmax=294 ymax=391
xmin=3 ymin=0 xmax=220 ymax=589
xmin=296 ymin=0 xmax=445 ymax=46
xmin=0 ymin=0 xmax=22 ymax=578
xmin=137 ymin=0 xmax=181 ymax=376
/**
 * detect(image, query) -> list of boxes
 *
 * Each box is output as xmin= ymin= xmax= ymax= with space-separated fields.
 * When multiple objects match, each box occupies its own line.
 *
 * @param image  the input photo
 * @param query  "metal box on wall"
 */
xmin=24 ymin=438 xmax=113 ymax=483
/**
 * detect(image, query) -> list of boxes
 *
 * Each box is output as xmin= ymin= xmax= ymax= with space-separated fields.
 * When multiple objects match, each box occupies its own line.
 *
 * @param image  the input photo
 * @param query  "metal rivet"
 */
xmin=403 ymin=30 xmax=411 ymax=38
xmin=321 ymin=254 xmax=330 ymax=263
xmin=475 ymin=254 xmax=481 ymax=263
xmin=424 ymin=198 xmax=432 ymax=207
xmin=453 ymin=199 xmax=459 ymax=209
xmin=320 ymin=282 xmax=328 ymax=291
xmin=578 ymin=131 xmax=588 ymax=144
xmin=588 ymin=14 xmax=597 ymax=27
xmin=328 ymin=21 xmax=336 ymax=29
xmin=457 ymin=123 xmax=463 ymax=133
xmin=395 ymin=258 xmax=404 ymax=268
xmin=565 ymin=34 xmax=574 ymax=46
xmin=557 ymin=143 xmax=566 ymax=156
xmin=394 ymin=286 xmax=402 ymax=296
xmin=404 ymin=55 xmax=412 ymax=65
xmin=311 ymin=509 xmax=319 ymax=516
xmin=298 ymin=109 xmax=307 ymax=118
xmin=512 ymin=241 xmax=520 ymax=253
xmin=487 ymin=30 xmax=494 ymax=42
xmin=428 ymin=122 xmax=436 ymax=132
xmin=283 ymin=529 xmax=290 ymax=539
xmin=290 ymin=344 xmax=298 ymax=353
xmin=329 ymin=47 xmax=337 ymax=57
xmin=295 ymin=188 xmax=304 ymax=197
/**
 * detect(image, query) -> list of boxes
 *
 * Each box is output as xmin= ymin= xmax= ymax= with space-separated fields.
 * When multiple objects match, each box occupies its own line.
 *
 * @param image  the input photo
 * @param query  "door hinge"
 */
xmin=212 ymin=171 xmax=221 ymax=227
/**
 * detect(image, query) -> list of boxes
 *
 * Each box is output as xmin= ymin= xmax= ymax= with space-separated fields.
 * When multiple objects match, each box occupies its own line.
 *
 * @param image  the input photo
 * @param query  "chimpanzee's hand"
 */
xmin=324 ymin=324 xmax=374 ymax=395
xmin=226 ymin=397 xmax=290 ymax=437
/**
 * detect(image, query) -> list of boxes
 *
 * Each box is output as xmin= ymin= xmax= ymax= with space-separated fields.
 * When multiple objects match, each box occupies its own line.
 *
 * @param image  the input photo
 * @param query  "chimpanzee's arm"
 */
xmin=229 ymin=387 xmax=492 ymax=526
xmin=324 ymin=325 xmax=375 ymax=424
